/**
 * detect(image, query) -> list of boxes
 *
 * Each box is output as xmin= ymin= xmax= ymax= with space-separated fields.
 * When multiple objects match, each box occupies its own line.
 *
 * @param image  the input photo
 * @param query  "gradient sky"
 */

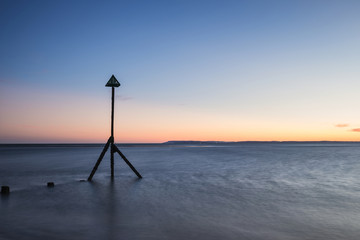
xmin=1 ymin=0 xmax=360 ymax=143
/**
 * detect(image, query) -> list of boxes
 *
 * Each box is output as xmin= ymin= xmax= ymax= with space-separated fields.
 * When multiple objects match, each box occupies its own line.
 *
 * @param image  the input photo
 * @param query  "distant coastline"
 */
xmin=163 ymin=140 xmax=360 ymax=145
xmin=1 ymin=141 xmax=360 ymax=147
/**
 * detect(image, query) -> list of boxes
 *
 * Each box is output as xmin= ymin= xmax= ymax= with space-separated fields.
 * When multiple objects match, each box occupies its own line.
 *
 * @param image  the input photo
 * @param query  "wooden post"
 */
xmin=1 ymin=186 xmax=10 ymax=195
xmin=47 ymin=182 xmax=55 ymax=187
xmin=111 ymin=86 xmax=115 ymax=179
xmin=87 ymin=75 xmax=142 ymax=181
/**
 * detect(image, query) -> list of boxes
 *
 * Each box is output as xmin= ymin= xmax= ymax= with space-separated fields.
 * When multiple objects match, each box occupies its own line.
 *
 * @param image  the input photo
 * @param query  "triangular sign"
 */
xmin=105 ymin=75 xmax=120 ymax=87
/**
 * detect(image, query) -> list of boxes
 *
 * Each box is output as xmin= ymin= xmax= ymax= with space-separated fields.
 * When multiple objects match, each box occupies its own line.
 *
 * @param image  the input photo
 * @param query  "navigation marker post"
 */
xmin=88 ymin=75 xmax=142 ymax=181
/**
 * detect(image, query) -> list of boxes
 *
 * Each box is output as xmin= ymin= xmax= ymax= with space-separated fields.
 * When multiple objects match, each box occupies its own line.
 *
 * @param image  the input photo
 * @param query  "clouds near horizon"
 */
xmin=335 ymin=124 xmax=349 ymax=128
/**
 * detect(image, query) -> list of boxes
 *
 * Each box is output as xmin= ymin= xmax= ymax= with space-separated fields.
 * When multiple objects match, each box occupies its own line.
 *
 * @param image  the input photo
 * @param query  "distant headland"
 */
xmin=163 ymin=141 xmax=360 ymax=145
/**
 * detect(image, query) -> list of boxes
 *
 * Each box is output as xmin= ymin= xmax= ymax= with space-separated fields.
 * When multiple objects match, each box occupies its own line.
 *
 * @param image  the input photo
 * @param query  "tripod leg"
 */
xmin=112 ymin=145 xmax=142 ymax=178
xmin=88 ymin=137 xmax=112 ymax=181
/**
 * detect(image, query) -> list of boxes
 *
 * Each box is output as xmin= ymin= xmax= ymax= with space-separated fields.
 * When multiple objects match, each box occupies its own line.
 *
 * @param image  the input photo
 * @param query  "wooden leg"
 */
xmin=88 ymin=137 xmax=112 ymax=181
xmin=112 ymin=145 xmax=142 ymax=178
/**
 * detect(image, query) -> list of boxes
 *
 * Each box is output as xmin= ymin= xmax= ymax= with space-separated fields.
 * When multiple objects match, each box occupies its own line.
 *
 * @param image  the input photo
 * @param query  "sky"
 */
xmin=1 ymin=0 xmax=360 ymax=143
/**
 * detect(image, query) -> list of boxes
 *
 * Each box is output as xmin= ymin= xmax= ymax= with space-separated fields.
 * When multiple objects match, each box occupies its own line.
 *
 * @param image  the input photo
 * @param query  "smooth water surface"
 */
xmin=1 ymin=143 xmax=360 ymax=240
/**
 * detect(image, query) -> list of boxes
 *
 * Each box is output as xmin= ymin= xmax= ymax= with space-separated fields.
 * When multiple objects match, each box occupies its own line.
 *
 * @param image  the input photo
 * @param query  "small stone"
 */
xmin=1 ymin=186 xmax=10 ymax=194
xmin=47 ymin=182 xmax=55 ymax=187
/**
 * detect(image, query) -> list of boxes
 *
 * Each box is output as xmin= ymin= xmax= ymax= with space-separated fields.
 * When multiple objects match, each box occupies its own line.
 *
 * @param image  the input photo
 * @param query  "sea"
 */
xmin=0 ymin=142 xmax=360 ymax=240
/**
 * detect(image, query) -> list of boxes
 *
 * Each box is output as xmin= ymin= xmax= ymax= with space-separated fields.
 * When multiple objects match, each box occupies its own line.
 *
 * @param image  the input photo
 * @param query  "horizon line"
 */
xmin=2 ymin=140 xmax=360 ymax=145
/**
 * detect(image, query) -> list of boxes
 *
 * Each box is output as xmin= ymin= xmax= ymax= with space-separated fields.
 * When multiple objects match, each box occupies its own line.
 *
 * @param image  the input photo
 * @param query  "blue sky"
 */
xmin=1 ymin=0 xmax=360 ymax=142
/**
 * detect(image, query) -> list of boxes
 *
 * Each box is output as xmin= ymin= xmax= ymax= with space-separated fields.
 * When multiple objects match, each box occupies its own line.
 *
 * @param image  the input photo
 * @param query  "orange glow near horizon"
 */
xmin=2 ymin=123 xmax=360 ymax=143
xmin=1 ymin=86 xmax=360 ymax=143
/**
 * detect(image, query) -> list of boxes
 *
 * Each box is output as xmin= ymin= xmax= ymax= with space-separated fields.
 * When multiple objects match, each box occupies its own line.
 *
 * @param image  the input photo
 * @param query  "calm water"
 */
xmin=1 ymin=143 xmax=360 ymax=240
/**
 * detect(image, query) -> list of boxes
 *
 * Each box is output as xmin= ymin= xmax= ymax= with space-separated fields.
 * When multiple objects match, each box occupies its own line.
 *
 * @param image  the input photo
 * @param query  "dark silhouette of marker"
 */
xmin=88 ymin=75 xmax=142 ymax=181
